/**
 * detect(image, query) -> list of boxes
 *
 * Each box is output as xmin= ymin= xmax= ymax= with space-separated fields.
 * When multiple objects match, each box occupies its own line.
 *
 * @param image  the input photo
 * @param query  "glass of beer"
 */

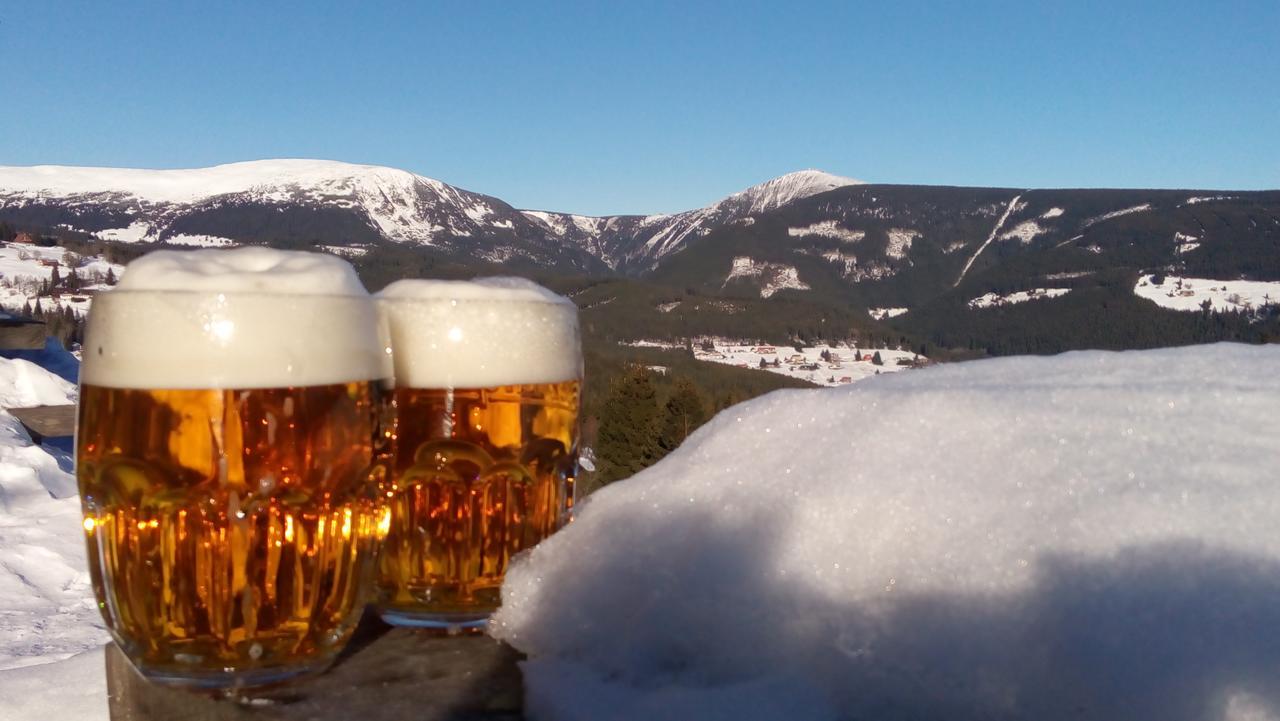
xmin=374 ymin=278 xmax=581 ymax=629
xmin=76 ymin=248 xmax=390 ymax=688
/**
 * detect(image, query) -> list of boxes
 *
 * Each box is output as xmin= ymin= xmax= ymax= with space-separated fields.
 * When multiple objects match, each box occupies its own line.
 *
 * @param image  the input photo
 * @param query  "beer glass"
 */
xmin=76 ymin=249 xmax=389 ymax=688
xmin=374 ymin=279 xmax=581 ymax=628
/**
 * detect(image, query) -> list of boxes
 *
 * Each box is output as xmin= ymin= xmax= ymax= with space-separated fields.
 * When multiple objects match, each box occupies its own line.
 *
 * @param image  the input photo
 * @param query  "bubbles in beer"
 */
xmin=78 ymin=248 xmax=386 ymax=684
xmin=375 ymin=279 xmax=581 ymax=624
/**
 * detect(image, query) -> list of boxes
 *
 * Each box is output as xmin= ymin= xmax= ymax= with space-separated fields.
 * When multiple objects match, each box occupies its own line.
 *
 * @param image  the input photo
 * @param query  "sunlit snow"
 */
xmin=787 ymin=221 xmax=865 ymax=244
xmin=968 ymin=287 xmax=1071 ymax=309
xmin=723 ymin=257 xmax=810 ymax=298
xmin=1134 ymin=274 xmax=1280 ymax=313
xmin=494 ymin=344 xmax=1280 ymax=721
xmin=0 ymin=355 xmax=108 ymax=719
xmin=693 ymin=340 xmax=918 ymax=387
xmin=867 ymin=307 xmax=909 ymax=320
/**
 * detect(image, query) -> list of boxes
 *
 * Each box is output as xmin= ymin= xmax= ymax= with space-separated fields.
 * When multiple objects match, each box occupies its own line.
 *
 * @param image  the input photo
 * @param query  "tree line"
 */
xmin=590 ymin=366 xmax=711 ymax=490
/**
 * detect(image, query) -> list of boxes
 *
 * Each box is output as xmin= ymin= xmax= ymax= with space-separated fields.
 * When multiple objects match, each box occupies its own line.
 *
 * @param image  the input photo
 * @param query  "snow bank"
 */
xmin=0 ymin=648 xmax=106 ymax=720
xmin=494 ymin=344 xmax=1280 ymax=721
xmin=0 ymin=354 xmax=106 ymax=719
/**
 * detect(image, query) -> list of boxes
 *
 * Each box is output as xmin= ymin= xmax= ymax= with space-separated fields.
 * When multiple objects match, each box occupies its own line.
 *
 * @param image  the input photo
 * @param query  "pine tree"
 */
xmin=50 ymin=265 xmax=61 ymax=292
xmin=105 ymin=267 xmax=118 ymax=286
xmin=872 ymin=351 xmax=884 ymax=366
xmin=657 ymin=377 xmax=708 ymax=457
xmin=596 ymin=366 xmax=662 ymax=484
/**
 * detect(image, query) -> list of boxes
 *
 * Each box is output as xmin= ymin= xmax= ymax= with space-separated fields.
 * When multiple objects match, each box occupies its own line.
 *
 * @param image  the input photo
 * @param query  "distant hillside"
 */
xmin=4 ymin=164 xmax=1279 ymax=359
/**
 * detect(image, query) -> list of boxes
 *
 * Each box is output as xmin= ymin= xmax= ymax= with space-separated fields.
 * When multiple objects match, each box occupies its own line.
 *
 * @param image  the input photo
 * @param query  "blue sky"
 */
xmin=3 ymin=1 xmax=1277 ymax=215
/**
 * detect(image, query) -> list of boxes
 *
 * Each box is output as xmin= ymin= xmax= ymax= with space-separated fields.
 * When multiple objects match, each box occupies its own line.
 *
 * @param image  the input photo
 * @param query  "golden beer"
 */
xmin=374 ymin=278 xmax=582 ymax=627
xmin=377 ymin=380 xmax=580 ymax=622
xmin=77 ymin=382 xmax=385 ymax=683
xmin=77 ymin=248 xmax=389 ymax=687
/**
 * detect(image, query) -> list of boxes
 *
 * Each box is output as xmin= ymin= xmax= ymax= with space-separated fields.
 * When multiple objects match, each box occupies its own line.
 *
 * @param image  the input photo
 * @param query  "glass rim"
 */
xmin=374 ymin=294 xmax=578 ymax=310
xmin=91 ymin=287 xmax=376 ymax=302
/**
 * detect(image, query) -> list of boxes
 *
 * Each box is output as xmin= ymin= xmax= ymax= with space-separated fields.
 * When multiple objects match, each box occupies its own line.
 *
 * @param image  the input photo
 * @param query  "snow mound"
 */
xmin=0 ymin=647 xmax=106 ymax=721
xmin=0 ymin=355 xmax=104 ymax=679
xmin=493 ymin=344 xmax=1280 ymax=721
xmin=0 ymin=356 xmax=77 ymax=409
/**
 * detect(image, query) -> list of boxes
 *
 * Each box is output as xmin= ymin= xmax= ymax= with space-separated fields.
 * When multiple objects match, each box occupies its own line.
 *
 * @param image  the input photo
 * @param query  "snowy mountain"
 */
xmin=0 ymin=161 xmax=861 ymax=272
xmin=521 ymin=170 xmax=863 ymax=269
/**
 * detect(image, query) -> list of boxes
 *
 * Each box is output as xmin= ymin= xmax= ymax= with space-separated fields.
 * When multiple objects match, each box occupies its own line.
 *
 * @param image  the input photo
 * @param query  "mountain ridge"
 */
xmin=0 ymin=160 xmax=863 ymax=271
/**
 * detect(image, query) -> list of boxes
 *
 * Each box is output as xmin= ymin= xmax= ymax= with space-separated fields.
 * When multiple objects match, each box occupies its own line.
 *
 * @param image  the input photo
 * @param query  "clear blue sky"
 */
xmin=3 ymin=1 xmax=1277 ymax=215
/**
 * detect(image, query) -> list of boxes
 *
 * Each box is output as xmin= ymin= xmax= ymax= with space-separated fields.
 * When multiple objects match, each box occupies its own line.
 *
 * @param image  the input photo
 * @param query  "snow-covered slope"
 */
xmin=522 ymin=170 xmax=864 ymax=269
xmin=0 ymin=241 xmax=123 ymax=319
xmin=494 ymin=344 xmax=1280 ymax=721
xmin=1134 ymin=274 xmax=1280 ymax=313
xmin=0 ymin=354 xmax=106 ymax=720
xmin=0 ymin=159 xmax=536 ymax=247
xmin=0 ymin=162 xmax=862 ymax=272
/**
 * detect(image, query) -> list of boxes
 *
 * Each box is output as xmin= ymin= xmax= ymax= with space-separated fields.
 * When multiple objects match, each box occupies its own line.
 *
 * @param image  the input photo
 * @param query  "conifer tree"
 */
xmin=596 ymin=366 xmax=662 ymax=484
xmin=872 ymin=351 xmax=884 ymax=366
xmin=657 ymin=377 xmax=708 ymax=457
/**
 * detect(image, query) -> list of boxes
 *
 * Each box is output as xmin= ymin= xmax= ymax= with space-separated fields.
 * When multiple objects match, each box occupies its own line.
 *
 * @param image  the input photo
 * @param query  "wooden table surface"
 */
xmin=105 ymin=614 xmax=525 ymax=721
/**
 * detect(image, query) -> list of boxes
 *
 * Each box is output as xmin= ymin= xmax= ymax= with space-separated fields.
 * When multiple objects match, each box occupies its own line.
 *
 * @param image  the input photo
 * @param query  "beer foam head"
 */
xmin=378 ymin=278 xmax=580 ymax=388
xmin=115 ymin=247 xmax=368 ymax=296
xmin=82 ymin=248 xmax=385 ymax=389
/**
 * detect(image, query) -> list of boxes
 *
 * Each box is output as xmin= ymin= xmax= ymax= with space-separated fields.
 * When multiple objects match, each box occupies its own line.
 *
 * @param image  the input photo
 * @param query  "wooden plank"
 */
xmin=7 ymin=405 xmax=77 ymax=439
xmin=105 ymin=616 xmax=525 ymax=720
xmin=0 ymin=323 xmax=47 ymax=350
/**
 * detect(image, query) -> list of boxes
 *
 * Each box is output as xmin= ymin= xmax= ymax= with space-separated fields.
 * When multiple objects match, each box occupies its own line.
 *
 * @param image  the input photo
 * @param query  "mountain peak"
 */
xmin=728 ymin=169 xmax=865 ymax=215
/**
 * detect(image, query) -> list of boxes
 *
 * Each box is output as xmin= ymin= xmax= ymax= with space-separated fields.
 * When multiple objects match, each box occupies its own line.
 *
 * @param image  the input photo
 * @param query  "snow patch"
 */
xmin=691 ymin=340 xmax=919 ymax=387
xmin=955 ymin=195 xmax=1022 ymax=287
xmin=999 ymin=220 xmax=1047 ymax=244
xmin=968 ymin=288 xmax=1071 ymax=309
xmin=868 ymin=307 xmax=908 ymax=320
xmin=95 ymin=221 xmax=152 ymax=243
xmin=1084 ymin=203 xmax=1152 ymax=227
xmin=1174 ymin=232 xmax=1201 ymax=255
xmin=724 ymin=257 xmax=810 ymax=298
xmin=1184 ymin=196 xmax=1234 ymax=206
xmin=787 ymin=221 xmax=865 ymax=244
xmin=165 ymin=233 xmax=235 ymax=247
xmin=1134 ymin=275 xmax=1280 ymax=313
xmin=884 ymin=229 xmax=918 ymax=260
xmin=319 ymin=245 xmax=370 ymax=258
xmin=1040 ymin=207 xmax=1065 ymax=219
